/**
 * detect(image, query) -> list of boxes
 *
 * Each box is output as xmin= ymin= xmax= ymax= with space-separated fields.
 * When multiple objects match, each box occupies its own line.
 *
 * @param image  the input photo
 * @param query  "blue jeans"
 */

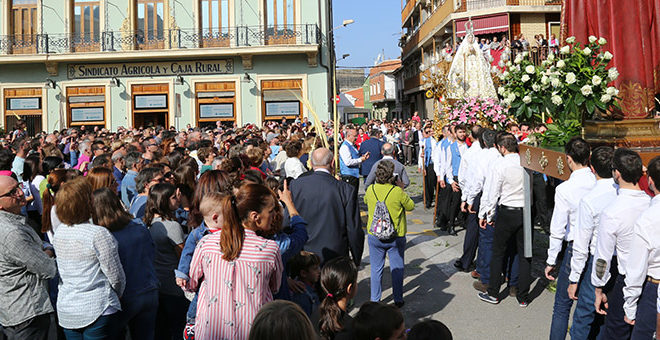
xmin=368 ymin=235 xmax=406 ymax=303
xmin=569 ymin=256 xmax=604 ymax=340
xmin=117 ymin=289 xmax=159 ymax=340
xmin=186 ymin=293 xmax=198 ymax=324
xmin=476 ymin=223 xmax=495 ymax=284
xmin=550 ymin=243 xmax=574 ymax=340
xmin=62 ymin=313 xmax=119 ymax=340
xmin=631 ymin=281 xmax=658 ymax=340
xmin=601 ymin=274 xmax=632 ymax=340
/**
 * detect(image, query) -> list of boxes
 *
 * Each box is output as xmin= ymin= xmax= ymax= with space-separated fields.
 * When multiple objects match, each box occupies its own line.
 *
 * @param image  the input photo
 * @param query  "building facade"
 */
xmin=368 ymin=59 xmax=401 ymax=121
xmin=0 ymin=0 xmax=333 ymax=134
xmin=400 ymin=0 xmax=561 ymax=118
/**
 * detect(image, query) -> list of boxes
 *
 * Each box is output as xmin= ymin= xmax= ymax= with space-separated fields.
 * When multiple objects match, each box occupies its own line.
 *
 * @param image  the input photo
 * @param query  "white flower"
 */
xmin=556 ymin=60 xmax=566 ymax=68
xmin=588 ymin=35 xmax=597 ymax=44
xmin=498 ymin=87 xmax=506 ymax=95
xmin=551 ymin=95 xmax=563 ymax=105
xmin=523 ymin=95 xmax=532 ymax=104
xmin=551 ymin=77 xmax=561 ymax=88
xmin=506 ymin=61 xmax=512 ymax=67
xmin=521 ymin=74 xmax=530 ymax=82
xmin=581 ymin=84 xmax=593 ymax=96
xmin=514 ymin=55 xmax=522 ymax=64
xmin=532 ymin=84 xmax=541 ymax=92
xmin=566 ymin=72 xmax=577 ymax=84
xmin=502 ymin=71 xmax=509 ymax=78
xmin=491 ymin=66 xmax=499 ymax=74
xmin=523 ymin=52 xmax=529 ymax=58
xmin=525 ymin=65 xmax=535 ymax=74
xmin=566 ymin=36 xmax=576 ymax=44
xmin=592 ymin=75 xmax=602 ymax=86
xmin=583 ymin=47 xmax=592 ymax=55
xmin=599 ymin=37 xmax=607 ymax=45
xmin=560 ymin=46 xmax=570 ymax=54
xmin=419 ymin=64 xmax=427 ymax=72
xmin=606 ymin=86 xmax=617 ymax=96
xmin=548 ymin=53 xmax=555 ymax=61
xmin=608 ymin=67 xmax=619 ymax=81
xmin=600 ymin=94 xmax=612 ymax=103
xmin=498 ymin=60 xmax=505 ymax=67
xmin=541 ymin=75 xmax=549 ymax=85
xmin=603 ymin=51 xmax=613 ymax=60
xmin=508 ymin=93 xmax=517 ymax=101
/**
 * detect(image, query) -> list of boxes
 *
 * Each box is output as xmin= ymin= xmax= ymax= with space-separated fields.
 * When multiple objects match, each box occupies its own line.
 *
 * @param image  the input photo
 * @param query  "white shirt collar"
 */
xmin=314 ymin=168 xmax=331 ymax=174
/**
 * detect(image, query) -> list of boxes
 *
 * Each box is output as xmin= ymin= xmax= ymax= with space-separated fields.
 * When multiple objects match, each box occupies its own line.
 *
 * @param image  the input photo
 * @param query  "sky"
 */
xmin=332 ymin=0 xmax=402 ymax=69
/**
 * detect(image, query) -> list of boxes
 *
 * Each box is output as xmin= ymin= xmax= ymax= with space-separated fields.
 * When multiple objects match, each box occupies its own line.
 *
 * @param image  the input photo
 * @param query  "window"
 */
xmin=195 ymin=82 xmax=236 ymax=128
xmin=72 ymin=0 xmax=100 ymax=52
xmin=67 ymin=86 xmax=106 ymax=127
xmin=200 ymin=0 xmax=231 ymax=47
xmin=4 ymin=88 xmax=42 ymax=135
xmin=131 ymin=84 xmax=169 ymax=128
xmin=261 ymin=79 xmax=302 ymax=122
xmin=264 ymin=0 xmax=296 ymax=45
xmin=10 ymin=0 xmax=38 ymax=54
xmin=136 ymin=0 xmax=165 ymax=49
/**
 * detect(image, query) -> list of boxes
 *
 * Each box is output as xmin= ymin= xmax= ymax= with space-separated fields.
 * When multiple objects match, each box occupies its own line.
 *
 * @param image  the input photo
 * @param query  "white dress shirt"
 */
xmin=284 ymin=157 xmax=307 ymax=179
xmin=431 ymin=138 xmax=446 ymax=179
xmin=478 ymin=153 xmax=524 ymax=222
xmin=591 ymin=189 xmax=651 ymax=287
xmin=546 ymin=167 xmax=597 ymax=266
xmin=458 ymin=140 xmax=481 ymax=202
xmin=623 ymin=195 xmax=660 ymax=320
xmin=339 ymin=141 xmax=362 ymax=167
xmin=569 ymin=178 xmax=618 ymax=282
xmin=464 ymin=147 xmax=501 ymax=206
xmin=417 ymin=137 xmax=438 ymax=169
xmin=444 ymin=141 xmax=468 ymax=185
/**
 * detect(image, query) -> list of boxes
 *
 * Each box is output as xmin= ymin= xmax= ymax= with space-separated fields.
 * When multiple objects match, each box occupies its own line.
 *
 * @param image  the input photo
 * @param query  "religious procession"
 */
xmin=0 ymin=0 xmax=658 ymax=339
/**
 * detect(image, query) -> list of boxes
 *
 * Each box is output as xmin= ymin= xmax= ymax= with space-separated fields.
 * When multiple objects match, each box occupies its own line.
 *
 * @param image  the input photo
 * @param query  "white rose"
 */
xmin=522 ymin=74 xmax=530 ymax=82
xmin=506 ymin=61 xmax=512 ymax=67
xmin=523 ymin=95 xmax=532 ymax=104
xmin=566 ymin=72 xmax=577 ymax=84
xmin=498 ymin=87 xmax=506 ymax=95
xmin=532 ymin=84 xmax=541 ymax=92
xmin=523 ymin=52 xmax=529 ymax=58
xmin=560 ymin=46 xmax=570 ymax=54
xmin=556 ymin=60 xmax=566 ymax=68
xmin=525 ymin=65 xmax=535 ymax=74
xmin=603 ymin=51 xmax=613 ymax=60
xmin=551 ymin=77 xmax=561 ymax=88
xmin=592 ymin=75 xmax=602 ymax=86
xmin=551 ymin=95 xmax=563 ymax=105
xmin=541 ymin=75 xmax=549 ymax=85
xmin=588 ymin=35 xmax=597 ymax=43
xmin=515 ymin=55 xmax=522 ymax=64
xmin=606 ymin=86 xmax=617 ymax=96
xmin=566 ymin=36 xmax=576 ymax=44
xmin=583 ymin=47 xmax=592 ymax=55
xmin=548 ymin=53 xmax=555 ymax=61
xmin=503 ymin=71 xmax=509 ymax=78
xmin=508 ymin=93 xmax=516 ymax=101
xmin=600 ymin=94 xmax=612 ymax=103
xmin=598 ymin=37 xmax=607 ymax=45
xmin=608 ymin=67 xmax=619 ymax=81
xmin=581 ymin=84 xmax=593 ymax=96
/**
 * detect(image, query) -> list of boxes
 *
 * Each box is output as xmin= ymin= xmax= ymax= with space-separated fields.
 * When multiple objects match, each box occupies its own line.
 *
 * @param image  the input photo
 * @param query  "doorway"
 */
xmin=132 ymin=84 xmax=169 ymax=128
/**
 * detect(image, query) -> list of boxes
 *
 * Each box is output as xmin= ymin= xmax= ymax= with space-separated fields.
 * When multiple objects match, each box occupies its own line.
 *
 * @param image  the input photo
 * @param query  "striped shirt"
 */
xmin=188 ymin=229 xmax=283 ymax=340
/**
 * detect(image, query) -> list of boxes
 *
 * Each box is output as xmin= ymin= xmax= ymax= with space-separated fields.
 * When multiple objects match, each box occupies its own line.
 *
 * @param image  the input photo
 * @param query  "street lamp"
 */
xmin=331 ymin=19 xmax=354 ymax=174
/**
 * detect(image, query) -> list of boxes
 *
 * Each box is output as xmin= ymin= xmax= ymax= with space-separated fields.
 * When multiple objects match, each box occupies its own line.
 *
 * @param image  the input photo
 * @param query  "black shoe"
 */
xmin=448 ymin=226 xmax=457 ymax=236
xmin=453 ymin=260 xmax=465 ymax=272
xmin=394 ymin=301 xmax=405 ymax=308
xmin=478 ymin=292 xmax=499 ymax=304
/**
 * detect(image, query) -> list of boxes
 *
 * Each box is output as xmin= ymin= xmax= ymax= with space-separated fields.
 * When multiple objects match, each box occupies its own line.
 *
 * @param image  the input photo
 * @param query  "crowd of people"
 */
xmin=0 ymin=118 xmax=453 ymax=340
xmin=0 ymin=112 xmax=658 ymax=340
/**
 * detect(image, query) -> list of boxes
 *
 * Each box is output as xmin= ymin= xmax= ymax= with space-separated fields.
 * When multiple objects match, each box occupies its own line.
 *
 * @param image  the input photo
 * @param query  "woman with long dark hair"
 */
xmin=311 ymin=257 xmax=359 ymax=340
xmin=188 ymin=183 xmax=283 ymax=339
xmin=92 ymin=188 xmax=159 ymax=340
xmin=144 ymin=182 xmax=188 ymax=340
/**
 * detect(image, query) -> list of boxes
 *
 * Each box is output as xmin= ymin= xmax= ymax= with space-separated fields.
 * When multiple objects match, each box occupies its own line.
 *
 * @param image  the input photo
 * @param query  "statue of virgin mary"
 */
xmin=447 ymin=20 xmax=497 ymax=99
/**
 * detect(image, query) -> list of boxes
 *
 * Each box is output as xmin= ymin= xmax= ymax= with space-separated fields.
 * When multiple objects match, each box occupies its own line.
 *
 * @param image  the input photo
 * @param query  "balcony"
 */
xmin=0 ymin=24 xmax=321 ymax=63
xmin=402 ymin=0 xmax=453 ymax=58
xmin=402 ymin=0 xmax=417 ymax=24
xmin=403 ymin=73 xmax=423 ymax=93
xmin=464 ymin=0 xmax=561 ymax=9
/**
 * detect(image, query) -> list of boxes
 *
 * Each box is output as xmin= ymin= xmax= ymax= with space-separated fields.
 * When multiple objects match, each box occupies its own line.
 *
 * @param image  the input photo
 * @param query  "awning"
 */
xmin=455 ymin=14 xmax=509 ymax=37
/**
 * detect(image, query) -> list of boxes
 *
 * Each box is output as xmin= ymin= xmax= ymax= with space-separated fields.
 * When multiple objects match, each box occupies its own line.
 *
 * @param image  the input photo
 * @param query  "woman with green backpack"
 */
xmin=364 ymin=160 xmax=415 ymax=308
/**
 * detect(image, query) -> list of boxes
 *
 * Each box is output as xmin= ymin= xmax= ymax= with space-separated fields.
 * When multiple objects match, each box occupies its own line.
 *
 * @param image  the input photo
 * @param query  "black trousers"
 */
xmin=341 ymin=175 xmax=360 ymax=205
xmin=487 ymin=206 xmax=531 ymax=303
xmin=532 ymin=172 xmax=549 ymax=227
xmin=2 ymin=313 xmax=51 ymax=340
xmin=447 ymin=176 xmax=463 ymax=226
xmin=459 ymin=192 xmax=481 ymax=269
xmin=423 ymin=163 xmax=436 ymax=208
xmin=435 ymin=182 xmax=451 ymax=227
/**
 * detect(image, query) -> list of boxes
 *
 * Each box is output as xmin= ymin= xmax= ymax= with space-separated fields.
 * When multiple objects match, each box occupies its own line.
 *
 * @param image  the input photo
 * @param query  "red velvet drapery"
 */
xmin=562 ymin=0 xmax=660 ymax=119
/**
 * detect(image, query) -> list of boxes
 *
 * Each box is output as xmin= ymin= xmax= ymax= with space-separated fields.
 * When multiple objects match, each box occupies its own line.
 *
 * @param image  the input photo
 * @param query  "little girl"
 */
xmin=311 ymin=257 xmax=359 ymax=340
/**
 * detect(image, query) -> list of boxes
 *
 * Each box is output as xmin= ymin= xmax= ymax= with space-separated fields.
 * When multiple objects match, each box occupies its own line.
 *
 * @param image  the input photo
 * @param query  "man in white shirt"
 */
xmin=592 ymin=149 xmax=651 ymax=340
xmin=418 ymin=126 xmax=438 ymax=209
xmin=339 ymin=126 xmax=369 ymax=204
xmin=444 ymin=125 xmax=469 ymax=235
xmin=433 ymin=126 xmax=453 ymax=229
xmin=477 ymin=133 xmax=531 ymax=306
xmin=566 ymin=146 xmax=617 ymax=340
xmin=545 ymin=138 xmax=597 ymax=340
xmin=622 ymin=156 xmax=660 ymax=338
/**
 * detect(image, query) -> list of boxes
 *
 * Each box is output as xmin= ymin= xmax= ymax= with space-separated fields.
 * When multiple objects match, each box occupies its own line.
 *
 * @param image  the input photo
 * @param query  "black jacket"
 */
xmin=291 ymin=170 xmax=364 ymax=266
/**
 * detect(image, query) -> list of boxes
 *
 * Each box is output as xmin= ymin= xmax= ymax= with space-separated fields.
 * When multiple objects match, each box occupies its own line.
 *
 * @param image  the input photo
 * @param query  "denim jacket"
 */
xmin=175 ymin=222 xmax=209 ymax=280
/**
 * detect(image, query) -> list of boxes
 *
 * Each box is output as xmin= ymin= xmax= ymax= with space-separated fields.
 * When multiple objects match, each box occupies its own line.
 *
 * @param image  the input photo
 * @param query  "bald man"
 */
xmin=291 ymin=148 xmax=364 ymax=266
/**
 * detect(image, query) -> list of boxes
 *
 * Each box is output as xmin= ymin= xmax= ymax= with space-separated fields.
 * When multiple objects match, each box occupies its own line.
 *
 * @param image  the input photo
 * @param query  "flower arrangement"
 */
xmin=445 ymin=97 xmax=515 ymax=130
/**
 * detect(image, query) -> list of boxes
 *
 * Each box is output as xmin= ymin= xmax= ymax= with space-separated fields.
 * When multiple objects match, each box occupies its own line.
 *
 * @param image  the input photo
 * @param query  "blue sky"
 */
xmin=332 ymin=0 xmax=402 ymax=68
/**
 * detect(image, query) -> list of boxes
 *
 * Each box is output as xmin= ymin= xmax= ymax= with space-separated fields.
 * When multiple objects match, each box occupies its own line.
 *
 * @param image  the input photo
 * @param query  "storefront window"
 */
xmin=66 ymin=86 xmax=106 ymax=129
xmin=261 ymin=79 xmax=302 ymax=122
xmin=195 ymin=82 xmax=236 ymax=128
xmin=4 ymin=88 xmax=42 ymax=135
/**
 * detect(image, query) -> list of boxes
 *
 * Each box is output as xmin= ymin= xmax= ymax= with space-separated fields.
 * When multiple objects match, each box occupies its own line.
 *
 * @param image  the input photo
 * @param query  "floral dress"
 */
xmin=188 ymin=229 xmax=282 ymax=340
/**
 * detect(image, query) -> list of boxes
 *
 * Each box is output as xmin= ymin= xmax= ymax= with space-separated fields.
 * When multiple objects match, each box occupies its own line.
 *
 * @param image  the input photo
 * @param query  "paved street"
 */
xmin=353 ymin=166 xmax=556 ymax=339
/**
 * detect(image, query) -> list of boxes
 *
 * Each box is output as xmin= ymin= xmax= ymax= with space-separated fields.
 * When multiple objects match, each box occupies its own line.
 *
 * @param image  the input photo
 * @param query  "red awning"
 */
xmin=455 ymin=14 xmax=509 ymax=37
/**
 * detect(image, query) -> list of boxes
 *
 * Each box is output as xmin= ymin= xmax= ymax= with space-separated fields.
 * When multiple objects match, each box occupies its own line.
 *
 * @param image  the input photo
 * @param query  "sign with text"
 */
xmin=134 ymin=94 xmax=168 ymax=109
xmin=265 ymin=101 xmax=300 ymax=116
xmin=200 ymin=103 xmax=233 ymax=118
xmin=7 ymin=97 xmax=41 ymax=110
xmin=71 ymin=107 xmax=104 ymax=122
xmin=67 ymin=59 xmax=234 ymax=79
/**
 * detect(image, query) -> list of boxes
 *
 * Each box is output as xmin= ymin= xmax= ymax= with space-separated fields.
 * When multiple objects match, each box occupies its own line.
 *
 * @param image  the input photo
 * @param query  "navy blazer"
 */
xmin=290 ymin=170 xmax=364 ymax=266
xmin=358 ymin=138 xmax=384 ymax=177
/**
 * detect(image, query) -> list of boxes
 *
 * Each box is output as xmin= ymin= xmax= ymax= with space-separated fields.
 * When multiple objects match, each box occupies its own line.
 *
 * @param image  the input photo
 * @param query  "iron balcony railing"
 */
xmin=0 ymin=24 xmax=320 ymax=55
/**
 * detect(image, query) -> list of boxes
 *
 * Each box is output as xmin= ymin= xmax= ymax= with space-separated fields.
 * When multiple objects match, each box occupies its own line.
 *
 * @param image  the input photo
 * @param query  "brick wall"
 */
xmin=519 ymin=13 xmax=547 ymax=40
